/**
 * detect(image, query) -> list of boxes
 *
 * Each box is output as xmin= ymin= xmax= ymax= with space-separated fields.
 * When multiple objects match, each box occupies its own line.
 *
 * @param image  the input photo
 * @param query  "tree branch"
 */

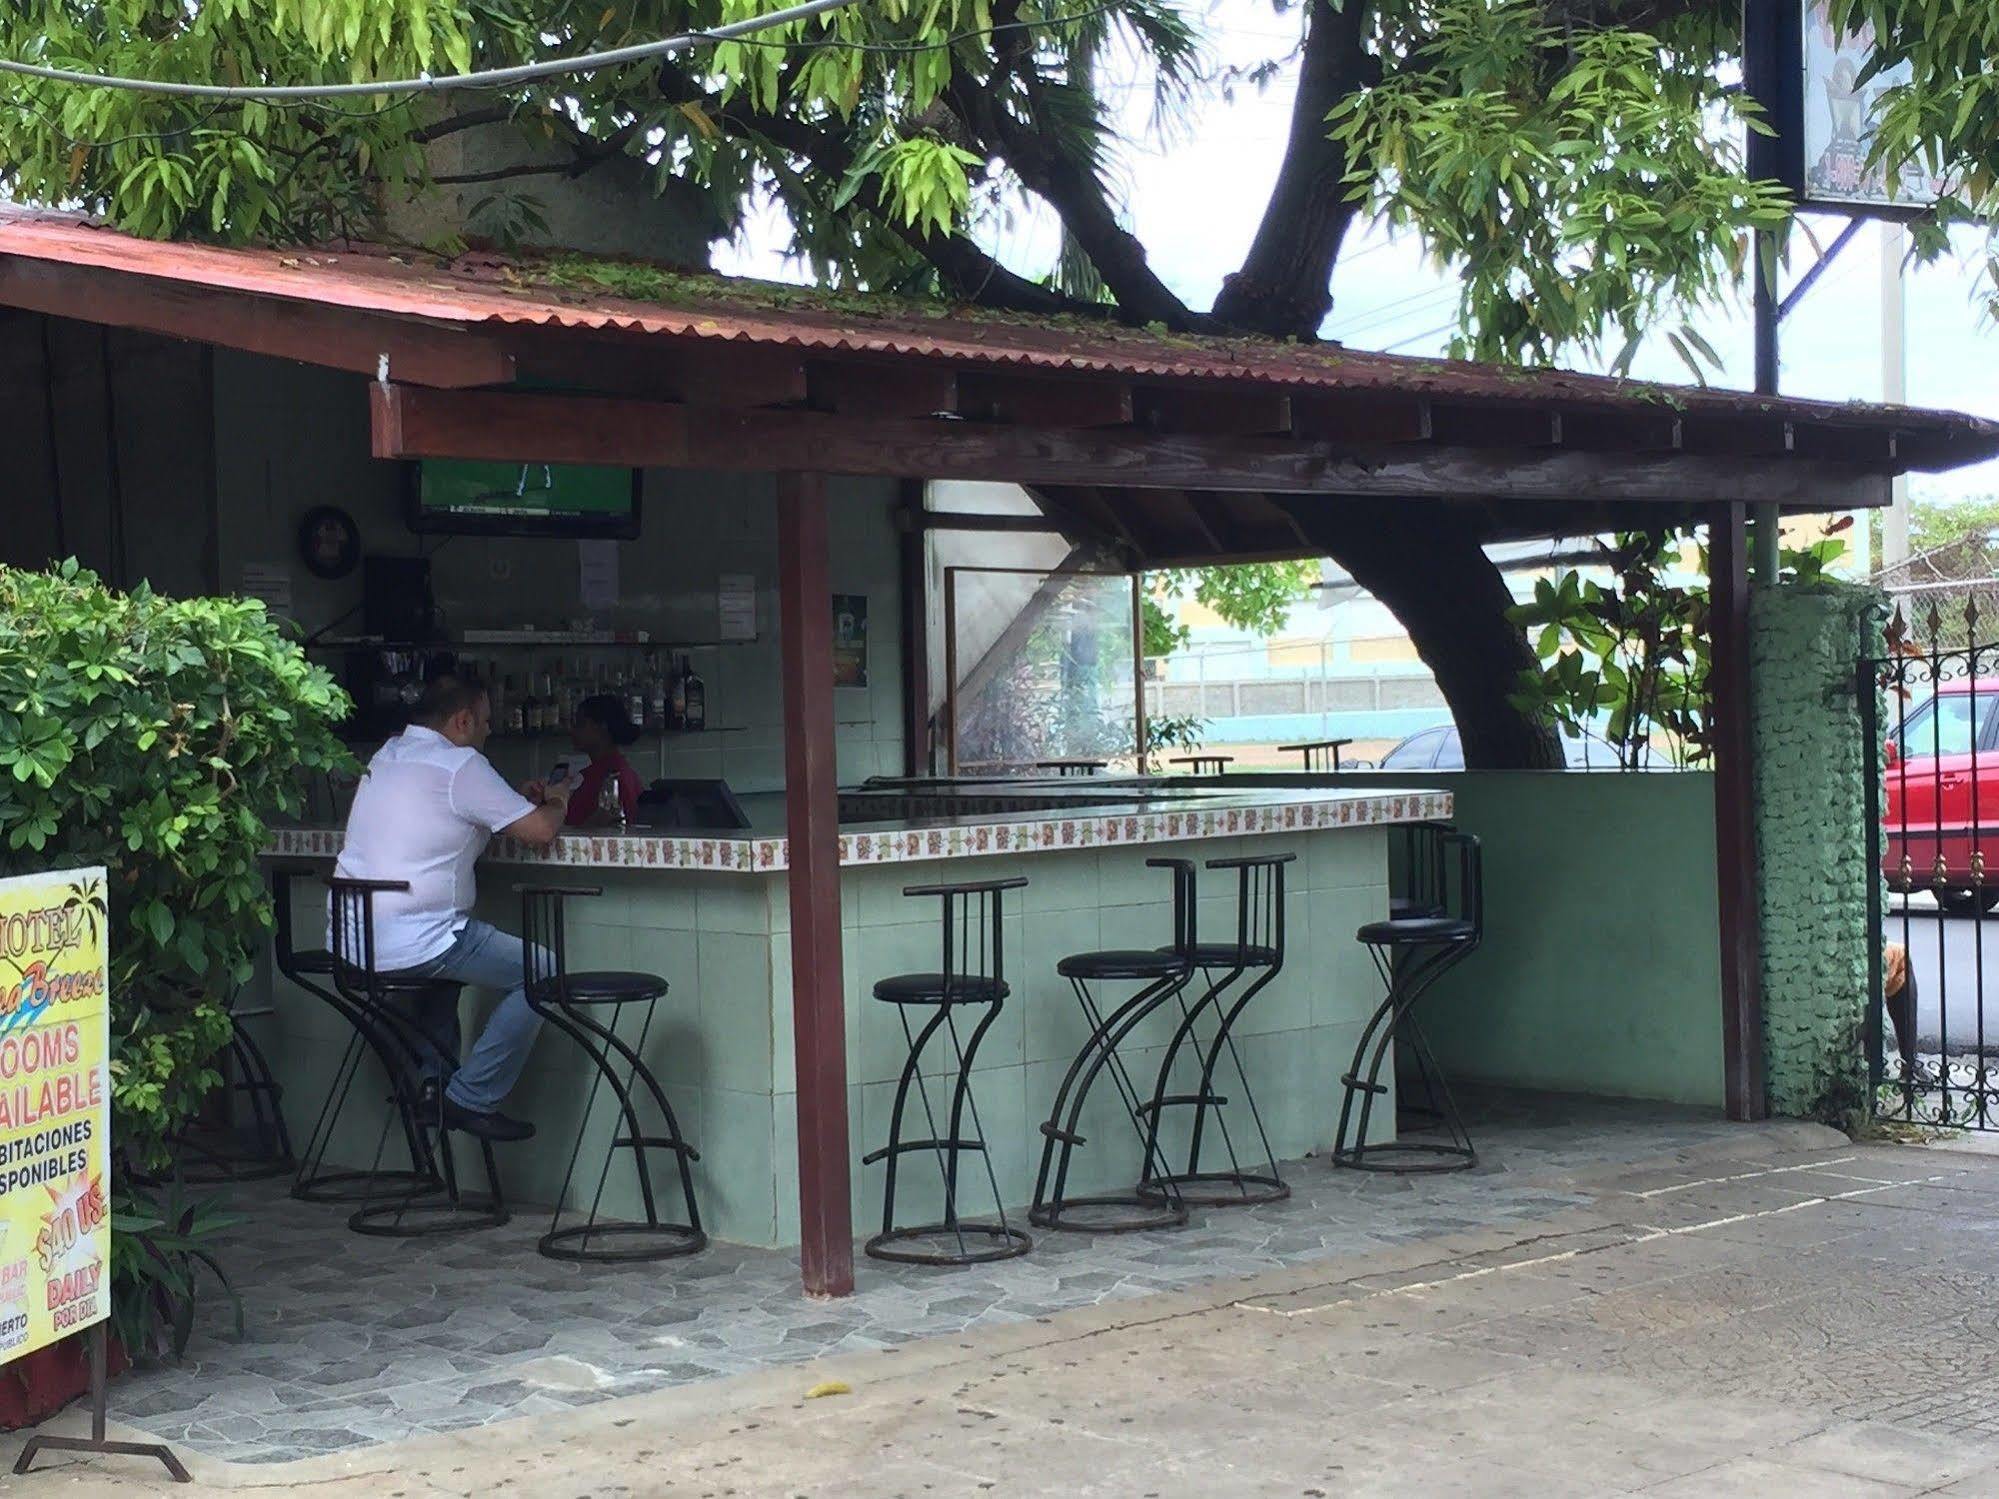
xmin=950 ymin=74 xmax=1206 ymax=331
xmin=411 ymin=107 xmax=520 ymax=146
xmin=656 ymin=65 xmax=1105 ymax=319
xmin=1212 ymin=0 xmax=1375 ymax=338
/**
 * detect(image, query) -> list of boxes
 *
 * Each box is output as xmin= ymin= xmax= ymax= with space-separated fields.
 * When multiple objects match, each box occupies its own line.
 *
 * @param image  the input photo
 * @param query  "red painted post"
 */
xmin=1710 ymin=501 xmax=1769 ymax=1121
xmin=777 ymin=470 xmax=857 ymax=1296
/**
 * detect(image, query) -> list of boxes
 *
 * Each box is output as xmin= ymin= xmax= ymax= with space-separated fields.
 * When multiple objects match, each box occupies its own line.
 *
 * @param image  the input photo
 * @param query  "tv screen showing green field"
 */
xmin=412 ymin=461 xmax=640 ymax=536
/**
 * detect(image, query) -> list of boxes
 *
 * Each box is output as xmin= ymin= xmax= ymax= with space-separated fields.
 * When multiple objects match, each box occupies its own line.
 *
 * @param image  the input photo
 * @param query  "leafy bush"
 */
xmin=0 ymin=561 xmax=351 ymax=1175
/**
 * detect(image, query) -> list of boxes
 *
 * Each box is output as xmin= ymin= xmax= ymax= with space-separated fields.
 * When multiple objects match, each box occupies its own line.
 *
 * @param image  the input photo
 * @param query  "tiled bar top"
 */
xmin=266 ymin=785 xmax=1453 ymax=875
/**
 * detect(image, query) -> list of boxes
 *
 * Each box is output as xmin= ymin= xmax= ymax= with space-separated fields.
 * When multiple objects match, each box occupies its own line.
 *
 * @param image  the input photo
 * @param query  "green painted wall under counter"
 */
xmin=265 ymin=825 xmax=1392 ymax=1249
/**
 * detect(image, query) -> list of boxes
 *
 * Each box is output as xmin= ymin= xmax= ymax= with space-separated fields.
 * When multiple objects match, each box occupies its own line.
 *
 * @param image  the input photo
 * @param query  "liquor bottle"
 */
xmin=521 ymin=679 xmax=541 ymax=737
xmin=507 ymin=677 xmax=527 ymax=736
xmin=669 ymin=655 xmax=687 ymax=729
xmin=627 ymin=669 xmax=648 ymax=733
xmin=682 ymin=655 xmax=706 ymax=732
xmin=649 ymin=661 xmax=670 ymax=732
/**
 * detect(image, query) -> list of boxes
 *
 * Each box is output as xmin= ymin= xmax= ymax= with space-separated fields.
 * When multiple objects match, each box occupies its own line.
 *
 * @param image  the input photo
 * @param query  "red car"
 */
xmin=1885 ymin=680 xmax=1999 ymax=914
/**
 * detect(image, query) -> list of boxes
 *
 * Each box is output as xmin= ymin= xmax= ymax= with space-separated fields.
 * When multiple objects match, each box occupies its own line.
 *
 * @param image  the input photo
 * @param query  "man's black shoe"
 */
xmin=440 ymin=1097 xmax=535 ymax=1141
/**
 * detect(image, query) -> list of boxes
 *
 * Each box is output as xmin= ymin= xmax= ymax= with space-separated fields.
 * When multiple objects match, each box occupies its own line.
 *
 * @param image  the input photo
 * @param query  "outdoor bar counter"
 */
xmin=261 ymin=781 xmax=1449 ymax=1248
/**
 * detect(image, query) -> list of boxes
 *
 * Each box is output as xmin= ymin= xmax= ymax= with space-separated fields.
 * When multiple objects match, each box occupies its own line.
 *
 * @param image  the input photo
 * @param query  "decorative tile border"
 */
xmin=266 ymin=788 xmax=1454 ymax=876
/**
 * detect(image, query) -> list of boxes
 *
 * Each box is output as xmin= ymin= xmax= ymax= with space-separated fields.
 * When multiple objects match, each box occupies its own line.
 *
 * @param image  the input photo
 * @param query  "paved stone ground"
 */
xmin=54 ymin=1091 xmax=1738 ymax=1464
xmin=19 ymin=1100 xmax=1999 ymax=1494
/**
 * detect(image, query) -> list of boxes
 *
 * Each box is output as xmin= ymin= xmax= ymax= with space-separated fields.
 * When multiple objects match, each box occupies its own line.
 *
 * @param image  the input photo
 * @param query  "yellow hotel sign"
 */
xmin=0 ymin=867 xmax=110 ymax=1367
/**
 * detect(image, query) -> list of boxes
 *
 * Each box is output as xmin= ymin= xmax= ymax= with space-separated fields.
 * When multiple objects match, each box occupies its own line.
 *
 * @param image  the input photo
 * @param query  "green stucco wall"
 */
xmin=1352 ymin=771 xmax=1726 ymax=1109
xmin=1751 ymin=582 xmax=1883 ymax=1120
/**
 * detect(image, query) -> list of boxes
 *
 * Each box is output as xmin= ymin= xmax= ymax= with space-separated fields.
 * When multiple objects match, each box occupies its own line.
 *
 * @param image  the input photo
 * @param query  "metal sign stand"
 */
xmin=12 ymin=1322 xmax=190 ymax=1483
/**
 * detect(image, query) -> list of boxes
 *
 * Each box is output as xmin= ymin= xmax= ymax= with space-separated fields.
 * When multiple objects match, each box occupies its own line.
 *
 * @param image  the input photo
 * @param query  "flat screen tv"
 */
xmin=406 ymin=460 xmax=642 ymax=539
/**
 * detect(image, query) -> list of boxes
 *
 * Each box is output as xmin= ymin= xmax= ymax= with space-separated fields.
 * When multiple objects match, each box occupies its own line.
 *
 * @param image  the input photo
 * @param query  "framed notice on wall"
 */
xmin=0 ymin=867 xmax=111 ymax=1369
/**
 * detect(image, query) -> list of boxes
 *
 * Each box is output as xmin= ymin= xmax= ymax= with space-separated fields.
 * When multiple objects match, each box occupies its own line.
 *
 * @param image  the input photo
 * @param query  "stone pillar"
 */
xmin=1750 ymin=582 xmax=1885 ymax=1120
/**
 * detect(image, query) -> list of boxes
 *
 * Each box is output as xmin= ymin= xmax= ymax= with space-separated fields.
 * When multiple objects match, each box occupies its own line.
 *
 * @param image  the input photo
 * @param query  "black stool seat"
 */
xmin=1358 ymin=916 xmax=1475 ymax=945
xmin=865 ymin=876 xmax=1031 ymax=1267
xmin=1159 ymin=942 xmax=1280 ymax=968
xmin=528 ymin=971 xmax=669 ymax=1006
xmin=522 ymin=886 xmax=704 ymax=1264
xmin=289 ymin=948 xmax=337 ymax=975
xmin=873 ymin=972 xmax=1011 ymax=1005
xmin=1058 ymin=949 xmax=1188 ymax=981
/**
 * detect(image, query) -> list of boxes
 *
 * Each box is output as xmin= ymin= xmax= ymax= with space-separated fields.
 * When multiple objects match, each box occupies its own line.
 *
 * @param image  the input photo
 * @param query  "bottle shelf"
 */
xmin=308 ymin=633 xmax=743 ymax=651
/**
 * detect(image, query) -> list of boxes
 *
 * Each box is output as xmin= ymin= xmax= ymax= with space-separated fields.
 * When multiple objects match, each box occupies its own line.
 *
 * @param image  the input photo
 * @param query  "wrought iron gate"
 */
xmin=1864 ymin=599 xmax=1999 ymax=1128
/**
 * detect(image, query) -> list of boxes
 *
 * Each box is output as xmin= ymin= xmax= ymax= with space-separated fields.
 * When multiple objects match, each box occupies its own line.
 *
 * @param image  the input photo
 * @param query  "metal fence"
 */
xmin=1866 ymin=597 xmax=1999 ymax=1129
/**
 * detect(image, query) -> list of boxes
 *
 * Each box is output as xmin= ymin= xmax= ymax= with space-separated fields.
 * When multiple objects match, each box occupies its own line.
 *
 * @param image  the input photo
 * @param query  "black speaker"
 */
xmin=362 ymin=555 xmax=436 ymax=642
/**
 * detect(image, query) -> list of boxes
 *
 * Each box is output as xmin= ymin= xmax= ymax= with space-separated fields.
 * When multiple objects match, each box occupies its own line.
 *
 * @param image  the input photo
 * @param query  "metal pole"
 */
xmin=1881 ymin=220 xmax=1911 ymax=574
xmin=1751 ymin=228 xmax=1782 ymax=582
xmin=1711 ymin=501 xmax=1769 ymax=1120
xmin=776 ymin=470 xmax=855 ymax=1298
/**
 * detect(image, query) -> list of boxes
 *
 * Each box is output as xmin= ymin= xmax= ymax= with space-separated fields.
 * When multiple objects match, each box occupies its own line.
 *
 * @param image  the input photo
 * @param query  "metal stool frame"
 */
xmin=1334 ymin=832 xmax=1484 ymax=1174
xmin=329 ymin=879 xmax=510 ymax=1237
xmin=1031 ymin=858 xmax=1198 ymax=1233
xmin=521 ymin=885 xmax=705 ymax=1263
xmin=168 ymin=990 xmax=295 ymax=1185
xmin=864 ymin=875 xmax=1032 ymax=1267
xmin=1138 ymin=853 xmax=1296 ymax=1208
xmin=278 ymin=869 xmax=439 ymax=1205
xmin=1168 ymin=754 xmax=1234 ymax=775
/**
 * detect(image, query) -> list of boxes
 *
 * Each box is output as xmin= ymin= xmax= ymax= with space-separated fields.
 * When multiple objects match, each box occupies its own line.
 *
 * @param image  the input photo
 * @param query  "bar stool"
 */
xmin=1037 ymin=759 xmax=1108 ymax=778
xmin=1169 ymin=753 xmax=1234 ymax=775
xmin=329 ymin=878 xmax=510 ymax=1237
xmin=1390 ymin=822 xmax=1450 ymax=922
xmin=863 ymin=876 xmax=1032 ymax=1266
xmin=1031 ymin=858 xmax=1196 ymax=1233
xmin=169 ymin=986 xmax=294 ymax=1184
xmin=1333 ymin=832 xmax=1483 ymax=1174
xmin=1138 ymin=853 xmax=1295 ymax=1208
xmin=280 ymin=868 xmax=438 ymax=1205
xmin=1279 ymin=739 xmax=1352 ymax=773
xmin=521 ymin=885 xmax=704 ymax=1262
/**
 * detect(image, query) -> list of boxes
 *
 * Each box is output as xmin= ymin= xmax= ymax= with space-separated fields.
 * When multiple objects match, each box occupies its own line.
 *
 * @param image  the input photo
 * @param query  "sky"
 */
xmin=712 ymin=2 xmax=1999 ymax=507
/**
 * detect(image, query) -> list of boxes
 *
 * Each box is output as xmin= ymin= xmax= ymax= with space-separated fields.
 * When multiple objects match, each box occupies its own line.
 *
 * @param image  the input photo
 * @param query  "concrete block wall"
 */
xmin=1751 ymin=582 xmax=1883 ymax=1120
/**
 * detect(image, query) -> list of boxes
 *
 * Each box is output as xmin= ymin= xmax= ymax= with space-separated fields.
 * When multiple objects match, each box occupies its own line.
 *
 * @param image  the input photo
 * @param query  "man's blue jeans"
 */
xmin=398 ymin=920 xmax=548 ymax=1115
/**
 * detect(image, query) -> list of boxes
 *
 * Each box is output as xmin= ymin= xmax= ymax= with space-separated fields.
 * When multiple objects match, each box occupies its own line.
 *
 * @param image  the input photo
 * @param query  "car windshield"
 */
xmin=1896 ymin=694 xmax=1996 ymax=758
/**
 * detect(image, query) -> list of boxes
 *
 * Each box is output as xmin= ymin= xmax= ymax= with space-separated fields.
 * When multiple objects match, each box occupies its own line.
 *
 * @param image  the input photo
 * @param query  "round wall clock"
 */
xmin=297 ymin=505 xmax=361 ymax=580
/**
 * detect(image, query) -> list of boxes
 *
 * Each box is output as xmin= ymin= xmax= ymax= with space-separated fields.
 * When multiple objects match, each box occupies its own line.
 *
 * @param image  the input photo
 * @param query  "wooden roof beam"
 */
xmin=0 ymin=259 xmax=515 ymax=388
xmin=1430 ymin=403 xmax=1563 ymax=448
xmin=1290 ymin=392 xmax=1434 ymax=445
xmin=371 ymin=384 xmax=1894 ymax=510
xmin=957 ymin=371 xmax=1135 ymax=428
xmin=1134 ymin=385 xmax=1293 ymax=437
xmin=806 ymin=361 xmax=959 ymax=419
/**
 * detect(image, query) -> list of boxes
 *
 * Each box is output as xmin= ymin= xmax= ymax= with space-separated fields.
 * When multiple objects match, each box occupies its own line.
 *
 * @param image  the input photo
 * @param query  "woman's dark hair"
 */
xmin=576 ymin=693 xmax=640 ymax=747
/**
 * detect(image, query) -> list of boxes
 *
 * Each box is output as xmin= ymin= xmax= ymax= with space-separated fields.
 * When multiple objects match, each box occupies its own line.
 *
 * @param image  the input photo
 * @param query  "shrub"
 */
xmin=0 ymin=560 xmax=351 ymax=1176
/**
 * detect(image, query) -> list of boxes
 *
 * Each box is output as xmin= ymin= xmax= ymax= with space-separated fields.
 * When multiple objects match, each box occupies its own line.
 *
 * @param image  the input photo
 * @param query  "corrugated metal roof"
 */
xmin=0 ymin=206 xmax=1992 ymax=462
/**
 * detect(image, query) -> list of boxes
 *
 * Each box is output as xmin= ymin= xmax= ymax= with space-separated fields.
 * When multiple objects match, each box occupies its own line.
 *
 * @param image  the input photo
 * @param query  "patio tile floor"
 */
xmin=108 ymin=1090 xmax=1747 ymax=1464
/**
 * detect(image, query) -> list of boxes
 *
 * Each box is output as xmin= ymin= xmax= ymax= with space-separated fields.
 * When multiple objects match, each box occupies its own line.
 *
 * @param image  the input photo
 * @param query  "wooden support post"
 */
xmin=898 ymin=480 xmax=932 ymax=777
xmin=1710 ymin=501 xmax=1768 ymax=1122
xmin=777 ymin=471 xmax=857 ymax=1296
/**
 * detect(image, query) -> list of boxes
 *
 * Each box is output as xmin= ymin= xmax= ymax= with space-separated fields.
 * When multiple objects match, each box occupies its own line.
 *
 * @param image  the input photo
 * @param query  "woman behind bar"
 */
xmin=566 ymin=694 xmax=642 ymax=827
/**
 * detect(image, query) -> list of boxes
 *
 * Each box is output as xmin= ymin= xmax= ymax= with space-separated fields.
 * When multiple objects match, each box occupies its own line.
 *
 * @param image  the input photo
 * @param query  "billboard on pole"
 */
xmin=1800 ymin=2 xmax=1945 ymax=211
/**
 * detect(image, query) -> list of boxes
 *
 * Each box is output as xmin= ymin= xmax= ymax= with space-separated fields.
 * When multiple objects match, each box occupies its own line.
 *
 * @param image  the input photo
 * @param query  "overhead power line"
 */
xmin=0 ymin=1 xmax=1150 ymax=101
xmin=0 ymin=0 xmax=858 ymax=101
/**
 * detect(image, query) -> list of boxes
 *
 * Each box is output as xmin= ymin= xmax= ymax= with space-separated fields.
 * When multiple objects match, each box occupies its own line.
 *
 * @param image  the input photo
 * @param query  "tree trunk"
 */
xmin=1277 ymin=498 xmax=1562 ymax=769
xmin=1209 ymin=0 xmax=1373 ymax=338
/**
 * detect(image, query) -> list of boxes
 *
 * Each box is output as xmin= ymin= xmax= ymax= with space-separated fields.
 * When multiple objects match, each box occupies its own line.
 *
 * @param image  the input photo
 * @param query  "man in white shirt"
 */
xmin=332 ymin=672 xmax=572 ymax=1141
